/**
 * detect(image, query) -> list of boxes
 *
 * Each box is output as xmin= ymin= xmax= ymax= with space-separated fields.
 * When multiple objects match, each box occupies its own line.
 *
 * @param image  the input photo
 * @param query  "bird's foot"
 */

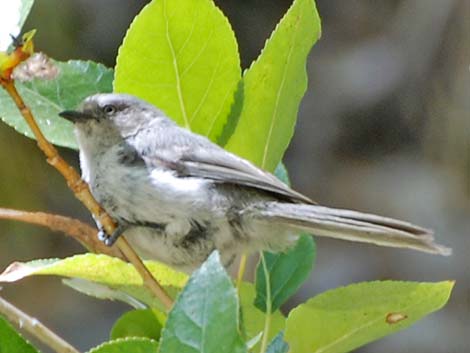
xmin=98 ymin=223 xmax=127 ymax=246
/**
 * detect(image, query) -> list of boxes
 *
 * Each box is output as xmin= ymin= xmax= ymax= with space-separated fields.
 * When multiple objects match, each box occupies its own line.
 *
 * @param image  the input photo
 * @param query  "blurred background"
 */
xmin=0 ymin=0 xmax=468 ymax=351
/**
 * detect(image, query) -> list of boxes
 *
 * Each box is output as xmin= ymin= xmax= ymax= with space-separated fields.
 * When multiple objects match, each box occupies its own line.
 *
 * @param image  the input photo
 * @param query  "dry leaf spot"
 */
xmin=12 ymin=52 xmax=60 ymax=81
xmin=386 ymin=312 xmax=408 ymax=324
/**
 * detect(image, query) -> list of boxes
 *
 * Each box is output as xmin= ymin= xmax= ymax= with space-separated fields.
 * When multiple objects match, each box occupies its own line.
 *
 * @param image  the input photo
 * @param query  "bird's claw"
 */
xmin=97 ymin=228 xmax=107 ymax=241
xmin=97 ymin=224 xmax=127 ymax=247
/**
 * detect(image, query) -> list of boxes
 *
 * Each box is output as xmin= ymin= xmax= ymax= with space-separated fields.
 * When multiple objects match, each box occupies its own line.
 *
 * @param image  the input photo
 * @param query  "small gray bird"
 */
xmin=59 ymin=94 xmax=451 ymax=273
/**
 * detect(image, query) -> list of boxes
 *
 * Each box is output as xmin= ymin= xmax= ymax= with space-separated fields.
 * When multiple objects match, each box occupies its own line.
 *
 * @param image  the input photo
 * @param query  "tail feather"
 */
xmin=247 ymin=202 xmax=451 ymax=255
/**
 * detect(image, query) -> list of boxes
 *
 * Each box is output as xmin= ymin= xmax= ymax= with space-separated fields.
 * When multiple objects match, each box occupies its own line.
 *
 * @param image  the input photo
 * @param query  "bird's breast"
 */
xmin=87 ymin=148 xmax=212 ymax=225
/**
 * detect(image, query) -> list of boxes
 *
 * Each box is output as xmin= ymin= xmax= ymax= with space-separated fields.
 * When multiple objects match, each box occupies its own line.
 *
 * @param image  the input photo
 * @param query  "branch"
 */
xmin=0 ymin=79 xmax=173 ymax=310
xmin=0 ymin=207 xmax=124 ymax=259
xmin=0 ymin=296 xmax=80 ymax=353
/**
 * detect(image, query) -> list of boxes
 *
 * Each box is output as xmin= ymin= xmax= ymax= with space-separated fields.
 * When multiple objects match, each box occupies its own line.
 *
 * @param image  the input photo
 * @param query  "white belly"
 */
xmin=86 ymin=146 xmax=212 ymax=226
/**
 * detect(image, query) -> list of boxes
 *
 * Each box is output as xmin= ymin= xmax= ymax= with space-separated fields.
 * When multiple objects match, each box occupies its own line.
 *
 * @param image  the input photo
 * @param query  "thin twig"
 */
xmin=0 ymin=207 xmax=124 ymax=259
xmin=0 ymin=79 xmax=173 ymax=310
xmin=0 ymin=296 xmax=80 ymax=353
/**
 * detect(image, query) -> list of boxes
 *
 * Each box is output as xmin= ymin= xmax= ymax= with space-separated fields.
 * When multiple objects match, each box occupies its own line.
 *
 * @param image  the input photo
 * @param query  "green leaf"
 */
xmin=114 ymin=0 xmax=241 ymax=141
xmin=0 ymin=316 xmax=39 ymax=353
xmin=267 ymin=332 xmax=289 ymax=353
xmin=239 ymin=282 xmax=285 ymax=353
xmin=87 ymin=337 xmax=157 ymax=353
xmin=0 ymin=60 xmax=113 ymax=149
xmin=225 ymin=0 xmax=321 ymax=171
xmin=284 ymin=280 xmax=454 ymax=353
xmin=110 ymin=309 xmax=164 ymax=341
xmin=253 ymin=163 xmax=315 ymax=313
xmin=274 ymin=163 xmax=290 ymax=186
xmin=159 ymin=251 xmax=246 ymax=353
xmin=62 ymin=278 xmax=148 ymax=309
xmin=0 ymin=254 xmax=187 ymax=310
xmin=255 ymin=235 xmax=315 ymax=312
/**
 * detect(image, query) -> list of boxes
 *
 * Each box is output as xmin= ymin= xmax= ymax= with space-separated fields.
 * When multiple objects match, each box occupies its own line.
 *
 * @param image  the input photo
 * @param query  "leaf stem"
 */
xmin=259 ymin=252 xmax=272 ymax=353
xmin=236 ymin=254 xmax=248 ymax=289
xmin=0 ymin=296 xmax=80 ymax=353
xmin=0 ymin=78 xmax=173 ymax=311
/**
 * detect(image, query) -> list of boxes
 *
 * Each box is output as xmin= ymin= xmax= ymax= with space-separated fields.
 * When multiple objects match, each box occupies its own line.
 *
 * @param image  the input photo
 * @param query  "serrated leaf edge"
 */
xmin=87 ymin=336 xmax=158 ymax=353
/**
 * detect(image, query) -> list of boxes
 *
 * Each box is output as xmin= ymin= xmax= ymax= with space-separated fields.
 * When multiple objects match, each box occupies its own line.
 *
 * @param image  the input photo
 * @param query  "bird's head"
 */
xmin=59 ymin=93 xmax=168 ymax=149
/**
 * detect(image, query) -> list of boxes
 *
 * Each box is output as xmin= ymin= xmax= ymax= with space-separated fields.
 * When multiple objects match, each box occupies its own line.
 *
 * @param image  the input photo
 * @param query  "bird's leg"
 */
xmin=97 ymin=222 xmax=128 ymax=247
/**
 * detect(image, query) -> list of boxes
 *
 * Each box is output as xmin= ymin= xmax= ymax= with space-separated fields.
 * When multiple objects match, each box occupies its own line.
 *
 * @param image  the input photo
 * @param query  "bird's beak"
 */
xmin=59 ymin=110 xmax=93 ymax=123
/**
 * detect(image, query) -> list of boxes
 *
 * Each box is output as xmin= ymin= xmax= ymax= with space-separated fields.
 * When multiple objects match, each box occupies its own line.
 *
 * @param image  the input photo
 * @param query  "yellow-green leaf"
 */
xmin=225 ymin=0 xmax=321 ymax=171
xmin=111 ymin=309 xmax=164 ymax=341
xmin=87 ymin=337 xmax=158 ymax=353
xmin=0 ymin=254 xmax=187 ymax=310
xmin=114 ymin=0 xmax=241 ymax=141
xmin=284 ymin=280 xmax=454 ymax=353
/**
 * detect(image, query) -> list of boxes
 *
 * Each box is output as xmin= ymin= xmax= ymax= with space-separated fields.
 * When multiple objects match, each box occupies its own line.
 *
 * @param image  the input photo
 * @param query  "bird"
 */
xmin=59 ymin=93 xmax=451 ymax=273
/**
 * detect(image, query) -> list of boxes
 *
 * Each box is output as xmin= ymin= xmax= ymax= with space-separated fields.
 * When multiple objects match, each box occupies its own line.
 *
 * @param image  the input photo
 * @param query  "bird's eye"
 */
xmin=103 ymin=105 xmax=116 ymax=114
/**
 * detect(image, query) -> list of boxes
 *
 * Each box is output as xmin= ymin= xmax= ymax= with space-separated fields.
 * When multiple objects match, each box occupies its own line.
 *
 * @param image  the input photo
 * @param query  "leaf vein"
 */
xmin=261 ymin=14 xmax=301 ymax=168
xmin=189 ymin=49 xmax=223 ymax=125
xmin=163 ymin=0 xmax=190 ymax=129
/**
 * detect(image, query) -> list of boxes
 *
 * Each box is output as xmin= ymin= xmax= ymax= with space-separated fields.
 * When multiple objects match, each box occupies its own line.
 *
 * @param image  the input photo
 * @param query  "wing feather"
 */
xmin=141 ymin=126 xmax=314 ymax=204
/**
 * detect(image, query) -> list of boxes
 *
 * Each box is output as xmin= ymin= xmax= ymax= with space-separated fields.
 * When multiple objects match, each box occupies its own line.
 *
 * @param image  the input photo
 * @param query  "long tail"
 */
xmin=246 ymin=202 xmax=451 ymax=255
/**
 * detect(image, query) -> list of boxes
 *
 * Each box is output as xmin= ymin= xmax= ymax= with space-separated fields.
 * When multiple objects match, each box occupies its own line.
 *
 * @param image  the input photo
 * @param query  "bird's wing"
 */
xmin=142 ymin=128 xmax=314 ymax=204
xmin=180 ymin=148 xmax=314 ymax=204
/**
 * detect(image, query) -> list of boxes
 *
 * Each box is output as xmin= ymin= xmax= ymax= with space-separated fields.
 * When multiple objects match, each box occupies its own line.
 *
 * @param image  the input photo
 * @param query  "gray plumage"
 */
xmin=59 ymin=93 xmax=451 ymax=273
